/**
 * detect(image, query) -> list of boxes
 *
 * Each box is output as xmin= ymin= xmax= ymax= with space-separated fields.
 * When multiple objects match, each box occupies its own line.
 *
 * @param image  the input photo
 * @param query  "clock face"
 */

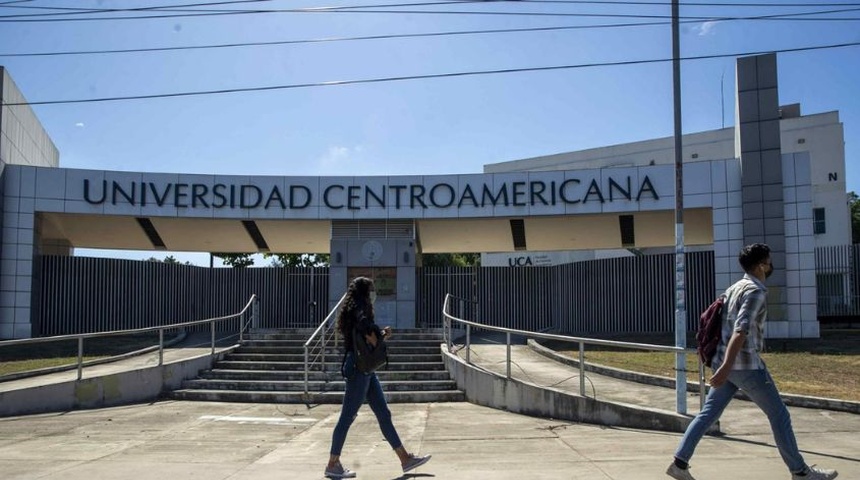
xmin=361 ymin=240 xmax=383 ymax=261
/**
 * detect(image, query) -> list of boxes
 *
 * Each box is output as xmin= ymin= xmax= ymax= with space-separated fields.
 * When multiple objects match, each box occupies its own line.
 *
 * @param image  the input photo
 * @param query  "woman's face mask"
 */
xmin=369 ymin=291 xmax=377 ymax=304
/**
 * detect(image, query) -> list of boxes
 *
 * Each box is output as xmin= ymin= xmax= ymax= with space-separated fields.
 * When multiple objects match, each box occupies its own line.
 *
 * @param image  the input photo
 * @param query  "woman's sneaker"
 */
xmin=666 ymin=463 xmax=696 ymax=480
xmin=324 ymin=462 xmax=357 ymax=478
xmin=792 ymin=465 xmax=838 ymax=480
xmin=402 ymin=453 xmax=432 ymax=473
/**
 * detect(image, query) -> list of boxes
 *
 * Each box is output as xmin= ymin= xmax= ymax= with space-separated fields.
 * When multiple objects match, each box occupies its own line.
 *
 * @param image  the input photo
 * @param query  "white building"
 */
xmin=484 ymin=107 xmax=848 ymax=266
xmin=0 ymin=54 xmax=847 ymax=339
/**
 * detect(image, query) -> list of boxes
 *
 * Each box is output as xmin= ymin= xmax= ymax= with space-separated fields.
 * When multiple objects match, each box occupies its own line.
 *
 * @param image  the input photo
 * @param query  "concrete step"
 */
xmin=169 ymin=389 xmax=465 ymax=404
xmin=201 ymin=369 xmax=454 ymax=382
xmin=173 ymin=329 xmax=456 ymax=405
xmin=238 ymin=345 xmax=443 ymax=355
xmin=216 ymin=360 xmax=447 ymax=371
xmin=241 ymin=339 xmax=444 ymax=348
xmin=244 ymin=330 xmax=443 ymax=342
xmin=181 ymin=378 xmax=458 ymax=392
xmin=226 ymin=353 xmax=443 ymax=363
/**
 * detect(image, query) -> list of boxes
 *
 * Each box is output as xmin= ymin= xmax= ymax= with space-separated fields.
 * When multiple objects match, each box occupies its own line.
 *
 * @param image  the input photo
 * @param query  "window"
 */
xmin=813 ymin=207 xmax=826 ymax=234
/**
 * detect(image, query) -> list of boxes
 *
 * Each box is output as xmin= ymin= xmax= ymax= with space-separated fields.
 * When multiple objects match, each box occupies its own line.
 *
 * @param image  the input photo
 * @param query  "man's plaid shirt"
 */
xmin=712 ymin=274 xmax=767 ymax=371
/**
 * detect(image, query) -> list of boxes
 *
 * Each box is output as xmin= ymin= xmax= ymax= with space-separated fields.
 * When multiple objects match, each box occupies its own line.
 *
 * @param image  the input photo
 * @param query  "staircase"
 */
xmin=170 ymin=329 xmax=465 ymax=404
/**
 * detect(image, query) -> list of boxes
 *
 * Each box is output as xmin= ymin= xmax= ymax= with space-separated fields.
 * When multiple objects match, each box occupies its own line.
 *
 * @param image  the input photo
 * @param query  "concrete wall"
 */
xmin=782 ymin=111 xmax=849 ymax=248
xmin=441 ymin=346 xmax=696 ymax=434
xmin=0 ymin=68 xmax=59 ymax=169
xmin=0 ymin=68 xmax=60 ymax=339
xmin=0 ymin=351 xmax=223 ymax=418
xmin=329 ymin=236 xmax=418 ymax=328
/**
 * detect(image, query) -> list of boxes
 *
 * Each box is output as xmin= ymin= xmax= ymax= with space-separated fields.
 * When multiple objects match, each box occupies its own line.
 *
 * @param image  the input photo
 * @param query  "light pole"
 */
xmin=672 ymin=0 xmax=688 ymax=414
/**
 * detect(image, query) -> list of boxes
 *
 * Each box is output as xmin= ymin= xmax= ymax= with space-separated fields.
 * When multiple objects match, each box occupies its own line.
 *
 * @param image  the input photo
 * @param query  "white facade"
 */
xmin=484 ymin=108 xmax=849 ymax=249
xmin=482 ymin=103 xmax=847 ymax=339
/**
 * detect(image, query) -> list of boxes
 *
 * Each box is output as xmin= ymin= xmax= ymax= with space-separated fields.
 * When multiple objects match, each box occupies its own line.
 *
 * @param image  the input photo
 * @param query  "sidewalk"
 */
xmin=1 ymin=398 xmax=858 ymax=480
xmin=0 ymin=340 xmax=858 ymax=479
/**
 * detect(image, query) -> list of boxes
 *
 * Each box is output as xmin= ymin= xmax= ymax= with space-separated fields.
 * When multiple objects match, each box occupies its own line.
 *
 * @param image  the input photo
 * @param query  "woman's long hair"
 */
xmin=336 ymin=277 xmax=375 ymax=336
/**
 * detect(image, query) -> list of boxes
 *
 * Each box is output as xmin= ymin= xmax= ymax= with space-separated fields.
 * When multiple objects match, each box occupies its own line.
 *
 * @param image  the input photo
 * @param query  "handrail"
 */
xmin=303 ymin=293 xmax=347 ymax=394
xmin=442 ymin=293 xmax=706 ymax=415
xmin=0 ymin=295 xmax=260 ymax=381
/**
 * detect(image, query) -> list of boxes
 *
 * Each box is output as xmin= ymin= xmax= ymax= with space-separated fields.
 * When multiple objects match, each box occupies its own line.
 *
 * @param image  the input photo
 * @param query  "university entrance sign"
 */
xmin=81 ymin=173 xmax=661 ymax=215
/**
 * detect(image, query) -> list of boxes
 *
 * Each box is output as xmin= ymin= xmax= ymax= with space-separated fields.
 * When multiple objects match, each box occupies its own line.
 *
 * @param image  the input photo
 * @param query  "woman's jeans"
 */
xmin=330 ymin=352 xmax=402 ymax=456
xmin=674 ymin=367 xmax=806 ymax=473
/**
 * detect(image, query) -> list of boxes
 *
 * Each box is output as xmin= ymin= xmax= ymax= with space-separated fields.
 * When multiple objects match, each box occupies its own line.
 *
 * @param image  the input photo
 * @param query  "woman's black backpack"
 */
xmin=352 ymin=327 xmax=388 ymax=373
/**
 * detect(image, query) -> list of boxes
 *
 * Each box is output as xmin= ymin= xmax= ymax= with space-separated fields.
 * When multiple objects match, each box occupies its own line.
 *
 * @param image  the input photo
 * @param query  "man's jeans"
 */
xmin=330 ymin=352 xmax=402 ymax=456
xmin=674 ymin=367 xmax=806 ymax=473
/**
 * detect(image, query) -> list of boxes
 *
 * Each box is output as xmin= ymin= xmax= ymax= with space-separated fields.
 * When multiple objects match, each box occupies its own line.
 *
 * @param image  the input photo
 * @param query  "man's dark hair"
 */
xmin=738 ymin=243 xmax=771 ymax=273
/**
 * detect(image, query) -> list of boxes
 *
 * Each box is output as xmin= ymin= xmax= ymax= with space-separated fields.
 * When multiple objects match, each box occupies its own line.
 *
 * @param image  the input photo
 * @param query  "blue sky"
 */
xmin=2 ymin=0 xmax=859 ymax=265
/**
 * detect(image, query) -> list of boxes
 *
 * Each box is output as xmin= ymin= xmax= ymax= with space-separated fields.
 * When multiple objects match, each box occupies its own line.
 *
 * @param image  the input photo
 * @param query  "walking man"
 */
xmin=666 ymin=243 xmax=838 ymax=480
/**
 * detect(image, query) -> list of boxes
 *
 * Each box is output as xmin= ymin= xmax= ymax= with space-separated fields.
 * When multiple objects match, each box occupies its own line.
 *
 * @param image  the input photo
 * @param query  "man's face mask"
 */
xmin=764 ymin=262 xmax=774 ymax=279
xmin=369 ymin=291 xmax=377 ymax=304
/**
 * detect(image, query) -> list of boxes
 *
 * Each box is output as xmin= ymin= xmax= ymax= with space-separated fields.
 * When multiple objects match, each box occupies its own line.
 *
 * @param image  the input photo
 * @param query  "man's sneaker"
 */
xmin=792 ymin=465 xmax=838 ymax=480
xmin=666 ymin=463 xmax=697 ymax=480
xmin=402 ymin=453 xmax=432 ymax=473
xmin=324 ymin=462 xmax=357 ymax=479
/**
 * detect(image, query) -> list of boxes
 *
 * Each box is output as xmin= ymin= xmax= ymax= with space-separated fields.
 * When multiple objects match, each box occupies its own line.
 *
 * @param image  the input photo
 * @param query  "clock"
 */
xmin=361 ymin=240 xmax=383 ymax=261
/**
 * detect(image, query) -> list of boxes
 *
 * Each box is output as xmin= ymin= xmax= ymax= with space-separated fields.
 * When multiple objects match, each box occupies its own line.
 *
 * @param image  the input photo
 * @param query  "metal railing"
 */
xmin=0 ymin=295 xmax=259 ymax=381
xmin=303 ymin=293 xmax=346 ymax=394
xmin=442 ymin=293 xmax=706 ymax=415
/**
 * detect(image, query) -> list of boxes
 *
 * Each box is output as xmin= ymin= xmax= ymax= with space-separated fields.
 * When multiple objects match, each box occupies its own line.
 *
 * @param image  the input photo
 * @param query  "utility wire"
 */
xmin=0 ymin=0 xmax=274 ymax=13
xmin=0 ymin=20 xmax=666 ymax=57
xmin=2 ymin=7 xmax=857 ymax=57
xmin=0 ymin=18 xmax=766 ymax=58
xmin=3 ymin=2 xmax=860 ymax=21
xmin=5 ymin=0 xmax=860 ymax=12
xmin=4 ymin=41 xmax=858 ymax=107
xmin=0 ymin=0 xmax=487 ymax=19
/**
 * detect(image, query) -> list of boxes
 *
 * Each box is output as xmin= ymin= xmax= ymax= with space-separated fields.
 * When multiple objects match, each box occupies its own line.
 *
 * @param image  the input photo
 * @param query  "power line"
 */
xmin=0 ymin=1 xmax=548 ymax=20
xmin=5 ymin=0 xmax=860 ymax=12
xmin=0 ymin=0 xmax=484 ymax=19
xmin=2 ymin=7 xmax=857 ymax=58
xmin=0 ymin=0 xmax=273 ymax=14
xmin=3 ymin=2 xmax=860 ymax=22
xmin=4 ymin=41 xmax=858 ymax=107
xmin=0 ymin=20 xmax=668 ymax=57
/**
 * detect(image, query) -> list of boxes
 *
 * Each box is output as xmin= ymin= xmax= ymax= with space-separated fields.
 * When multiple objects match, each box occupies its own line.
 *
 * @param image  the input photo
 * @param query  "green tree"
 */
xmin=212 ymin=253 xmax=255 ymax=268
xmin=144 ymin=255 xmax=193 ymax=266
xmin=850 ymin=192 xmax=860 ymax=243
xmin=421 ymin=253 xmax=481 ymax=267
xmin=265 ymin=253 xmax=330 ymax=267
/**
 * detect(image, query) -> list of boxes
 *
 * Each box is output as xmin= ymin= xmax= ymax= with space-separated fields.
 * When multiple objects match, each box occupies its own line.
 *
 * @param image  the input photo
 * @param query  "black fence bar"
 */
xmin=815 ymin=244 xmax=858 ymax=317
xmin=52 ymin=248 xmax=860 ymax=336
xmin=37 ymin=256 xmax=329 ymax=336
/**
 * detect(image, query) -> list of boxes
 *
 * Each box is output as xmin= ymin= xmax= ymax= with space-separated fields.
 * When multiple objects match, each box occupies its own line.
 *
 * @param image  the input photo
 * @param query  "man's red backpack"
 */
xmin=696 ymin=295 xmax=726 ymax=368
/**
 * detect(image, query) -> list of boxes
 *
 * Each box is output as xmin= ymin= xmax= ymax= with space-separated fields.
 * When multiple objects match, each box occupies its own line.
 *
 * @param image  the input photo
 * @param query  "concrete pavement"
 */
xmin=1 ymin=399 xmax=858 ymax=480
xmin=1 ymin=335 xmax=858 ymax=479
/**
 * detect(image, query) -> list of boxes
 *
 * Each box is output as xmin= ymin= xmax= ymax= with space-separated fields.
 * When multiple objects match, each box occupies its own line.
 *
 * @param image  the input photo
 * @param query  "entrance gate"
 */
xmin=37 ymin=253 xmax=713 ymax=336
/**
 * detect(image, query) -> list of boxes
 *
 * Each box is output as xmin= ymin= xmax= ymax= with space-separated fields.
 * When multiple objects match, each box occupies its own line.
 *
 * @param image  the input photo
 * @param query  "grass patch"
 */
xmin=556 ymin=330 xmax=860 ymax=402
xmin=0 ymin=332 xmax=181 ymax=377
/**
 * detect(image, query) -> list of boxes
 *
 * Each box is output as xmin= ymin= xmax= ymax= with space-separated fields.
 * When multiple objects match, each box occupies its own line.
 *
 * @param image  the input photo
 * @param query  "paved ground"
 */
xmin=1 ymin=335 xmax=859 ymax=480
xmin=1 ymin=400 xmax=858 ymax=480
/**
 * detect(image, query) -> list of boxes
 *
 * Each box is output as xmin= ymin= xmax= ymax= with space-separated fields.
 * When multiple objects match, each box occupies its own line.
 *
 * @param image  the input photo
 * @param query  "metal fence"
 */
xmin=815 ymin=244 xmax=860 ymax=317
xmin=32 ymin=245 xmax=860 ymax=338
xmin=38 ymin=252 xmax=715 ymax=337
xmin=37 ymin=256 xmax=328 ymax=336
xmin=418 ymin=251 xmax=715 ymax=334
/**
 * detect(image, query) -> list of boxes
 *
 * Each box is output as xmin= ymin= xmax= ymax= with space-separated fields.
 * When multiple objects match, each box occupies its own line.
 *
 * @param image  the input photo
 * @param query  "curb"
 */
xmin=0 ymin=331 xmax=188 ymax=383
xmin=528 ymin=339 xmax=860 ymax=415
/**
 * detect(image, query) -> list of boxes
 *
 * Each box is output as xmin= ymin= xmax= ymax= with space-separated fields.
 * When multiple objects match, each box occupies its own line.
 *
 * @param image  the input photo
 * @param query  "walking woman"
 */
xmin=325 ymin=276 xmax=431 ymax=478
